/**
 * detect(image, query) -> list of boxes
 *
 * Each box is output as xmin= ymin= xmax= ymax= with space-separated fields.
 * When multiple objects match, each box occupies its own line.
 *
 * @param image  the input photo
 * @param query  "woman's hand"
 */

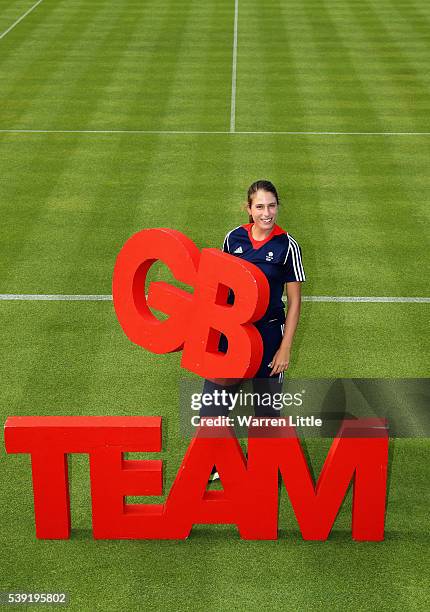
xmin=269 ymin=346 xmax=291 ymax=376
xmin=268 ymin=281 xmax=301 ymax=377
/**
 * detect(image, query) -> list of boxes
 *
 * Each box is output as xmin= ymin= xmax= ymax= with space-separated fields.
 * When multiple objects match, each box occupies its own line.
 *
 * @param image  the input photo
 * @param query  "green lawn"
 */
xmin=0 ymin=1 xmax=429 ymax=610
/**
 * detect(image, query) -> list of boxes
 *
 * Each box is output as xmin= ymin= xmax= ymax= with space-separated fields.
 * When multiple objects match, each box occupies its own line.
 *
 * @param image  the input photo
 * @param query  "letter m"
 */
xmin=241 ymin=420 xmax=388 ymax=541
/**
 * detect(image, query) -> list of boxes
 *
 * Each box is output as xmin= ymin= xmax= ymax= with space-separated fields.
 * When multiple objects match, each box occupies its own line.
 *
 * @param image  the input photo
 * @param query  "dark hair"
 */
xmin=246 ymin=180 xmax=280 ymax=223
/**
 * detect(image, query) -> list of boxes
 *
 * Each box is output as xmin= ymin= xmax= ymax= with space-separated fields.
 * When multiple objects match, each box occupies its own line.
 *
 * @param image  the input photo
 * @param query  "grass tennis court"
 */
xmin=0 ymin=0 xmax=429 ymax=610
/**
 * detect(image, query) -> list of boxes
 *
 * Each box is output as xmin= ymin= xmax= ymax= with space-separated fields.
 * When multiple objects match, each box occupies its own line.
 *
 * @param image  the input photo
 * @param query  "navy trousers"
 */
xmin=200 ymin=317 xmax=285 ymax=418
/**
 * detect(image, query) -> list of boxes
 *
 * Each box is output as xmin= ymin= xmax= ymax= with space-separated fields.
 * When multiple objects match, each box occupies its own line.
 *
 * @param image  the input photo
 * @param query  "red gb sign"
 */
xmin=112 ymin=228 xmax=270 ymax=378
xmin=4 ymin=416 xmax=388 ymax=541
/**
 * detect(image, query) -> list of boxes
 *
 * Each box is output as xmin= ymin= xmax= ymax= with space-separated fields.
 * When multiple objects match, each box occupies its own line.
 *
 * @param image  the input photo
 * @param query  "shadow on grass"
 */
xmin=69 ymin=525 xmax=428 ymax=546
xmin=386 ymin=436 xmax=396 ymax=503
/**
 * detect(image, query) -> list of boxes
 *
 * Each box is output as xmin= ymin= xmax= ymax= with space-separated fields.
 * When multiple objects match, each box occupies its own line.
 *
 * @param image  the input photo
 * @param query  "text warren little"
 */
xmin=193 ymin=416 xmax=323 ymax=427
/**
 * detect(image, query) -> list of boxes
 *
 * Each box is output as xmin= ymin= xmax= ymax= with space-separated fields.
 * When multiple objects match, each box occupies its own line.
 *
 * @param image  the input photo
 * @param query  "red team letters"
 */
xmin=4 ymin=229 xmax=388 ymax=540
xmin=4 ymin=416 xmax=387 ymax=541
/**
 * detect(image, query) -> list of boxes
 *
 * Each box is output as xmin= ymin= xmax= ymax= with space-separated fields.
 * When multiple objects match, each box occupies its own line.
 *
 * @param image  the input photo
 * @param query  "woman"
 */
xmin=223 ymin=179 xmax=305 ymax=380
xmin=200 ymin=179 xmax=305 ymax=477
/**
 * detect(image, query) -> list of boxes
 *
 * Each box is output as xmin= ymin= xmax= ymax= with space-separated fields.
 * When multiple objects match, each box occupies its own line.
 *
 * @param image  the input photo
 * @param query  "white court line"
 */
xmin=230 ymin=0 xmax=239 ymax=133
xmin=300 ymin=296 xmax=430 ymax=303
xmin=0 ymin=294 xmax=113 ymax=301
xmin=0 ymin=129 xmax=231 ymax=135
xmin=0 ymin=0 xmax=44 ymax=41
xmin=0 ymin=294 xmax=428 ymax=303
xmin=1 ymin=129 xmax=430 ymax=136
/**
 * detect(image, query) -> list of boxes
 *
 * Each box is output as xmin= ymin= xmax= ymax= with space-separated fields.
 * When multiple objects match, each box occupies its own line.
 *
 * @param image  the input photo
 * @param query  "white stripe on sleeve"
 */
xmin=288 ymin=235 xmax=306 ymax=281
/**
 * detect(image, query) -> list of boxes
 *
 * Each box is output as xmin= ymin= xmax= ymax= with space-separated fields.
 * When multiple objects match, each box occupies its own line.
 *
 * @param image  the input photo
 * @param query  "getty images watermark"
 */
xmin=179 ymin=378 xmax=430 ymax=438
xmin=189 ymin=387 xmax=322 ymax=429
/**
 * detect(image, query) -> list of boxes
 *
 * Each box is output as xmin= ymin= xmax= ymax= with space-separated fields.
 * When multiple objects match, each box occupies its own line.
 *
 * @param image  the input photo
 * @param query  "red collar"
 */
xmin=243 ymin=223 xmax=287 ymax=249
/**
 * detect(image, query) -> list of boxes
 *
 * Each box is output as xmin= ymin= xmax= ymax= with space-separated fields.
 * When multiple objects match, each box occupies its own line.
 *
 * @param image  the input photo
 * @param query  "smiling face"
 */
xmin=247 ymin=189 xmax=279 ymax=233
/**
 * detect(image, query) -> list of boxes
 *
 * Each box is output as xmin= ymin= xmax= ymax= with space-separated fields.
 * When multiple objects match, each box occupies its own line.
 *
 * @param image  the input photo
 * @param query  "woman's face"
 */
xmin=247 ymin=189 xmax=279 ymax=233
